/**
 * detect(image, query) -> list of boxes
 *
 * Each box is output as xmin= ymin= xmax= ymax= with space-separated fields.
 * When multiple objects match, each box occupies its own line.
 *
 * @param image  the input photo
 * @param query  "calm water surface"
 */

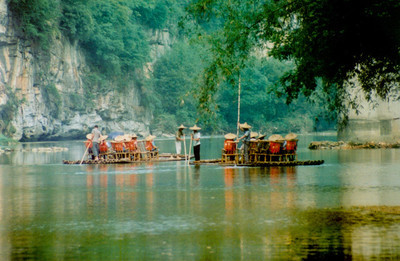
xmin=1 ymin=134 xmax=400 ymax=260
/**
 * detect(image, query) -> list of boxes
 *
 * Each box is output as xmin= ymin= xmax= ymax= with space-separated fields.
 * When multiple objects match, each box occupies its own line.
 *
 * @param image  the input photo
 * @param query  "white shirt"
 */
xmin=92 ymin=128 xmax=101 ymax=142
xmin=193 ymin=132 xmax=200 ymax=146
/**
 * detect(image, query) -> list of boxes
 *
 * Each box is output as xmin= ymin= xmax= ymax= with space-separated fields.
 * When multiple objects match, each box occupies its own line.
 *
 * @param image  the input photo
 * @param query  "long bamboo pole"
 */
xmin=188 ymin=134 xmax=193 ymax=165
xmin=183 ymin=135 xmax=187 ymax=163
xmin=80 ymin=145 xmax=90 ymax=165
xmin=236 ymin=73 xmax=241 ymax=138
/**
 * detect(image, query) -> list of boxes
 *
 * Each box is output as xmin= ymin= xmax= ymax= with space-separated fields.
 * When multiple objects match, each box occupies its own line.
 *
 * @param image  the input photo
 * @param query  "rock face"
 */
xmin=0 ymin=1 xmax=170 ymax=141
xmin=338 ymin=87 xmax=400 ymax=142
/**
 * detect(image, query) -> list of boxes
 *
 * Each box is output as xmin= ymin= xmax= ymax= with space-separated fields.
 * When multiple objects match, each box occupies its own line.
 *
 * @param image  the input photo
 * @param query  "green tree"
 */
xmin=150 ymin=41 xmax=204 ymax=131
xmin=186 ymin=0 xmax=400 ymax=122
xmin=9 ymin=0 xmax=59 ymax=48
xmin=217 ymin=58 xmax=334 ymax=134
xmin=60 ymin=0 xmax=94 ymax=41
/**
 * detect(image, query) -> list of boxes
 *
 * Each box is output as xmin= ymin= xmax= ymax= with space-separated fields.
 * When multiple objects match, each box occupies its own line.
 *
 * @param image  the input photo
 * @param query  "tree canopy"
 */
xmin=6 ymin=0 xmax=337 ymax=135
xmin=185 ymin=0 xmax=400 ymax=121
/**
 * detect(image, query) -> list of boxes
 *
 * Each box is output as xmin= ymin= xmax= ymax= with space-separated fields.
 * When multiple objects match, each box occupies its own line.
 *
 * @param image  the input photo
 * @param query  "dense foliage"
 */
xmin=185 ymin=0 xmax=400 ymax=124
xmin=7 ymin=0 xmax=338 ymax=135
xmin=9 ymin=0 xmax=184 ymax=76
xmin=8 ymin=0 xmax=59 ymax=49
xmin=150 ymin=42 xmax=334 ymax=134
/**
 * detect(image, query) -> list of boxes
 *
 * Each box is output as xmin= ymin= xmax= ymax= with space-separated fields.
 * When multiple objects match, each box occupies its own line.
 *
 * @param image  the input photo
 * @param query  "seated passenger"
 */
xmin=268 ymin=134 xmax=284 ymax=154
xmin=145 ymin=135 xmax=158 ymax=151
xmin=284 ymin=133 xmax=298 ymax=153
xmin=99 ymin=135 xmax=108 ymax=153
xmin=124 ymin=134 xmax=138 ymax=152
xmin=250 ymin=132 xmax=258 ymax=141
xmin=224 ymin=133 xmax=237 ymax=154
xmin=257 ymin=134 xmax=268 ymax=151
xmin=112 ymin=135 xmax=125 ymax=152
xmin=258 ymin=134 xmax=266 ymax=141
xmin=85 ymin=133 xmax=94 ymax=159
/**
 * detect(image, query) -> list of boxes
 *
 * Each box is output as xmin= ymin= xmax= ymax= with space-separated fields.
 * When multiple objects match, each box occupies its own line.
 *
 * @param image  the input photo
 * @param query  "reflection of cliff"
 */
xmin=337 ymin=149 xmax=400 ymax=206
xmin=3 ymin=163 xmax=400 ymax=259
xmin=221 ymin=166 xmax=400 ymax=259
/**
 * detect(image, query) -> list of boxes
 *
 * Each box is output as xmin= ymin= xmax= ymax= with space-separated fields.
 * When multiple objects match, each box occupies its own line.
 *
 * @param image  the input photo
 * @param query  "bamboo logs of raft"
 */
xmin=210 ymin=133 xmax=324 ymax=166
xmin=190 ymin=159 xmax=324 ymax=166
xmin=64 ymin=153 xmax=192 ymax=165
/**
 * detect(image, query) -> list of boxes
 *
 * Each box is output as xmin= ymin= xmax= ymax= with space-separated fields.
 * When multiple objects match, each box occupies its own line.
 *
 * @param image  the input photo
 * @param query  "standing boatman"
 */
xmin=190 ymin=124 xmax=201 ymax=161
xmin=175 ymin=124 xmax=186 ymax=157
xmin=237 ymin=122 xmax=252 ymax=163
xmin=91 ymin=125 xmax=101 ymax=161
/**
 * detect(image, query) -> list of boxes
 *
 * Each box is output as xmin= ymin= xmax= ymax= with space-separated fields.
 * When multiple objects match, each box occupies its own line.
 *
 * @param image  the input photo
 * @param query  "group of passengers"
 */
xmin=85 ymin=125 xmax=158 ymax=161
xmin=85 ymin=122 xmax=296 ymax=163
xmin=224 ymin=122 xmax=298 ymax=163
xmin=85 ymin=124 xmax=202 ymax=162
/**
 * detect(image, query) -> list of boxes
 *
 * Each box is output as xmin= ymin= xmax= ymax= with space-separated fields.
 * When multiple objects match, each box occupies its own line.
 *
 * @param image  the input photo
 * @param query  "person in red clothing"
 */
xmin=224 ymin=133 xmax=237 ymax=154
xmin=129 ymin=134 xmax=138 ymax=152
xmin=85 ymin=133 xmax=94 ymax=160
xmin=145 ymin=135 xmax=157 ymax=151
xmin=99 ymin=135 xmax=108 ymax=154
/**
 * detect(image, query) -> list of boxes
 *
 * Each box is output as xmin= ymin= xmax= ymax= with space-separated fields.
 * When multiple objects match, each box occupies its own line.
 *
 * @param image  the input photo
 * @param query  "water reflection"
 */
xmin=2 ymin=136 xmax=400 ymax=259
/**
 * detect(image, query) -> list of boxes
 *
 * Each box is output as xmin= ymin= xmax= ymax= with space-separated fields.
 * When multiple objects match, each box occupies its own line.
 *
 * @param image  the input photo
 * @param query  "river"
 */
xmin=1 ymin=134 xmax=400 ymax=260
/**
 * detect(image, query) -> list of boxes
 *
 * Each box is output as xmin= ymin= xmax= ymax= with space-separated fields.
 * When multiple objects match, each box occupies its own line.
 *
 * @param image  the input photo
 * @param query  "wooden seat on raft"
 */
xmin=110 ymin=141 xmax=129 ymax=160
xmin=99 ymin=140 xmax=110 ymax=159
xmin=268 ymin=141 xmax=284 ymax=161
xmin=135 ymin=140 xmax=158 ymax=161
xmin=253 ymin=140 xmax=270 ymax=163
xmin=84 ymin=140 xmax=94 ymax=160
xmin=221 ymin=140 xmax=240 ymax=164
xmin=125 ymin=140 xmax=140 ymax=161
xmin=282 ymin=139 xmax=298 ymax=161
xmin=248 ymin=140 xmax=259 ymax=162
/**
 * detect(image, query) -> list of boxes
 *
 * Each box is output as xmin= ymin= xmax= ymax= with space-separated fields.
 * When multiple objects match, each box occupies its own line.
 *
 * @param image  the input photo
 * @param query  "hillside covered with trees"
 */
xmin=4 ymin=0 xmax=344 ymax=138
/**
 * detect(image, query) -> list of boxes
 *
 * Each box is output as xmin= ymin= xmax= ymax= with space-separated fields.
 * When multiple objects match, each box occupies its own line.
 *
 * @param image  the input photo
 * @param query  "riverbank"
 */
xmin=0 ymin=147 xmax=68 ymax=154
xmin=309 ymin=140 xmax=400 ymax=150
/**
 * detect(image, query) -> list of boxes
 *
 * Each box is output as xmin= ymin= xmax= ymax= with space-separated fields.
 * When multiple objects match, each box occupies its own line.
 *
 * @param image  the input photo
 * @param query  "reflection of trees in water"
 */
xmin=284 ymin=207 xmax=400 ymax=260
xmin=5 ymin=154 xmax=400 ymax=259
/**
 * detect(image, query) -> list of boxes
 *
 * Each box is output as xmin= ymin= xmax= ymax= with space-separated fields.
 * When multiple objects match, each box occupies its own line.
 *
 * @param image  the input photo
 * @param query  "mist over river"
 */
xmin=1 ymin=134 xmax=400 ymax=260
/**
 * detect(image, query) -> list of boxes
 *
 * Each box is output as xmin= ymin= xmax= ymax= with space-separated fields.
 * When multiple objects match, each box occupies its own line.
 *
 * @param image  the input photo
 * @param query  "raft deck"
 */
xmin=190 ymin=159 xmax=324 ymax=166
xmin=63 ymin=153 xmax=191 ymax=164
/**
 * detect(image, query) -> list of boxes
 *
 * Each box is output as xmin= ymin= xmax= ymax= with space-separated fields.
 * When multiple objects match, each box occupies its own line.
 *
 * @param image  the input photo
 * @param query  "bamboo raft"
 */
xmin=188 ymin=138 xmax=324 ymax=167
xmin=190 ymin=159 xmax=324 ymax=166
xmin=63 ymin=153 xmax=192 ymax=165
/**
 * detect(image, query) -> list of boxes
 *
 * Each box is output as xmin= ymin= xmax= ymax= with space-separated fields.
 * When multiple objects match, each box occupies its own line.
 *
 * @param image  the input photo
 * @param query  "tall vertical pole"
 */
xmin=183 ymin=135 xmax=187 ymax=164
xmin=236 ymin=72 xmax=241 ymax=138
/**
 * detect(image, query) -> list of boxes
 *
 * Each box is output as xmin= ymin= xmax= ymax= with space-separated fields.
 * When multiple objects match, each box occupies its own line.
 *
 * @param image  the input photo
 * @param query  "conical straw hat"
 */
xmin=99 ymin=135 xmax=108 ymax=141
xmin=258 ymin=134 xmax=266 ymax=140
xmin=115 ymin=135 xmax=125 ymax=142
xmin=285 ymin=133 xmax=298 ymax=140
xmin=131 ymin=133 xmax=137 ymax=138
xmin=123 ymin=134 xmax=132 ymax=140
xmin=224 ymin=133 xmax=237 ymax=140
xmin=178 ymin=124 xmax=187 ymax=129
xmin=239 ymin=122 xmax=252 ymax=129
xmin=269 ymin=134 xmax=284 ymax=142
xmin=86 ymin=133 xmax=94 ymax=140
xmin=145 ymin=135 xmax=156 ymax=141
xmin=189 ymin=124 xmax=201 ymax=130
xmin=250 ymin=132 xmax=258 ymax=138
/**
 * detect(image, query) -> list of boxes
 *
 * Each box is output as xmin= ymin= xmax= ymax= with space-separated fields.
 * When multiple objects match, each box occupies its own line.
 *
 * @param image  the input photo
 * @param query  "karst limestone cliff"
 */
xmin=0 ymin=0 xmax=171 ymax=141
